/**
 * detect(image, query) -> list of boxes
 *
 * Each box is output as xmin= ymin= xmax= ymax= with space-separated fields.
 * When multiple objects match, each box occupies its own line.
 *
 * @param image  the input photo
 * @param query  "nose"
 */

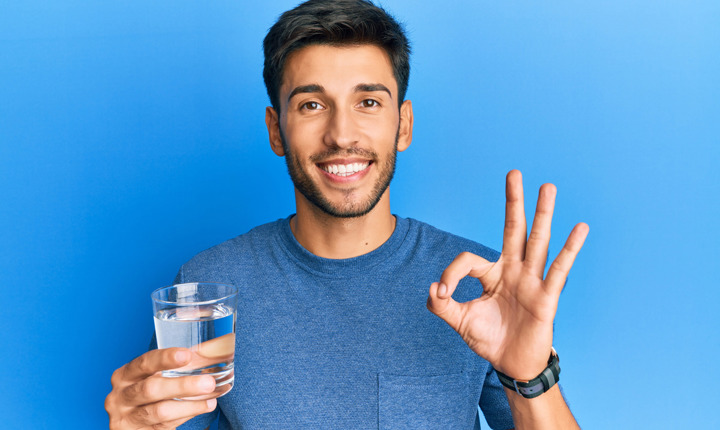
xmin=323 ymin=107 xmax=359 ymax=148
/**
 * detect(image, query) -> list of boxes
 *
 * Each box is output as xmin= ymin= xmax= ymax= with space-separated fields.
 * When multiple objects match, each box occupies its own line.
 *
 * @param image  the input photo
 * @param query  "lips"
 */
xmin=319 ymin=161 xmax=371 ymax=177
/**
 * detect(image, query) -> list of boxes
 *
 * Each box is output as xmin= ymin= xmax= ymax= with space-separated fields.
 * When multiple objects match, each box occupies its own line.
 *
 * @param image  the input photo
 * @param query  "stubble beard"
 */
xmin=280 ymin=128 xmax=399 ymax=219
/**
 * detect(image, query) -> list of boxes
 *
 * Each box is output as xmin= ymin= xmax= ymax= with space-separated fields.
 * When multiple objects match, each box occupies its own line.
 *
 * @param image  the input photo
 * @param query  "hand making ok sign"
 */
xmin=427 ymin=170 xmax=589 ymax=381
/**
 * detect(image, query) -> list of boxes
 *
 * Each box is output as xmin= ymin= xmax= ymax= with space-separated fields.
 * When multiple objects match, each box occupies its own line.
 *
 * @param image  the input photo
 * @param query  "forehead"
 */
xmin=280 ymin=44 xmax=397 ymax=100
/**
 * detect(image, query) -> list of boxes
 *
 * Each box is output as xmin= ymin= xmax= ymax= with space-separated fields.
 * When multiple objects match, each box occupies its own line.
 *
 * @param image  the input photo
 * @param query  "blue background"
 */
xmin=1 ymin=0 xmax=718 ymax=428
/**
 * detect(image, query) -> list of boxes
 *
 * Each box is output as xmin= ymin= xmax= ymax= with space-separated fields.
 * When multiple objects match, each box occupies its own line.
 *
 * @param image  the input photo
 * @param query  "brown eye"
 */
xmin=361 ymin=99 xmax=379 ymax=108
xmin=302 ymin=101 xmax=321 ymax=110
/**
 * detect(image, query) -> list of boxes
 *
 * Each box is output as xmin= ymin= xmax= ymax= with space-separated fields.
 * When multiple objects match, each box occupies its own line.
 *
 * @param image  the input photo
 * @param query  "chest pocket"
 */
xmin=378 ymin=372 xmax=480 ymax=429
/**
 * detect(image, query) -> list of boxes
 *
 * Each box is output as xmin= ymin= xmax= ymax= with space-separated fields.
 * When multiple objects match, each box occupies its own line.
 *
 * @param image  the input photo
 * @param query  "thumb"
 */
xmin=426 ymin=282 xmax=463 ymax=332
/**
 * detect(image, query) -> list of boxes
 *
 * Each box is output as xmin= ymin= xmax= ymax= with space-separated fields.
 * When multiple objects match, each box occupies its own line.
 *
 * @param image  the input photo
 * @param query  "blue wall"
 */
xmin=1 ymin=1 xmax=718 ymax=428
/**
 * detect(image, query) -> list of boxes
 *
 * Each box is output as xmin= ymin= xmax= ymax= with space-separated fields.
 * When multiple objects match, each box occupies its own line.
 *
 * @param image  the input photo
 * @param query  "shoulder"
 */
xmin=194 ymin=218 xmax=284 ymax=258
xmin=402 ymin=217 xmax=500 ymax=263
xmin=176 ymin=217 xmax=288 ymax=280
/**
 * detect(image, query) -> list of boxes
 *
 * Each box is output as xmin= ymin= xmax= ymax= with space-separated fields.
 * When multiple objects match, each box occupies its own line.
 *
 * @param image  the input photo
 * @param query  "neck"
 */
xmin=290 ymin=189 xmax=396 ymax=259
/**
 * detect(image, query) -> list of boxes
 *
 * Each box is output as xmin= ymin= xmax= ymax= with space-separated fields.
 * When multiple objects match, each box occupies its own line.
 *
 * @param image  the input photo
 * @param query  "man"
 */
xmin=105 ymin=0 xmax=589 ymax=428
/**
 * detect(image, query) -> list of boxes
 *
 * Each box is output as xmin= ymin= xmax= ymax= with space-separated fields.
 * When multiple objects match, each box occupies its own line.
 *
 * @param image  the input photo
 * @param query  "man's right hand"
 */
xmin=105 ymin=348 xmax=218 ymax=430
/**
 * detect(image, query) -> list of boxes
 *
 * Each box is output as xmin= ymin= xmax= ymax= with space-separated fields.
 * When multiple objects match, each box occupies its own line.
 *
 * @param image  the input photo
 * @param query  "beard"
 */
xmin=280 ymin=128 xmax=399 ymax=219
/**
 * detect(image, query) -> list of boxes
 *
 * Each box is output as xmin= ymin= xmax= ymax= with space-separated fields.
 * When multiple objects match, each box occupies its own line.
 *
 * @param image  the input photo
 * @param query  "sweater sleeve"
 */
xmin=479 ymin=366 xmax=515 ymax=430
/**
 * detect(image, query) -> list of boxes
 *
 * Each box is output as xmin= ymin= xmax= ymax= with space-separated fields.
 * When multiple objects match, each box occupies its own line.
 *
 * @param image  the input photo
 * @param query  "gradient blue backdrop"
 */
xmin=1 ymin=1 xmax=718 ymax=428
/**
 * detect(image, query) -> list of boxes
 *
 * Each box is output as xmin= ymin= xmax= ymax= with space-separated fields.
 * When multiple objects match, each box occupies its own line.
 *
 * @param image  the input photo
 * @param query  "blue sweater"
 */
xmin=176 ymin=216 xmax=514 ymax=429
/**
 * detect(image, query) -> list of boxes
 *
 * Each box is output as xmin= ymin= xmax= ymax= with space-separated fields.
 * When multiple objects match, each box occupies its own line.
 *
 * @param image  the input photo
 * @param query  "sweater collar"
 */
xmin=276 ymin=214 xmax=410 ymax=277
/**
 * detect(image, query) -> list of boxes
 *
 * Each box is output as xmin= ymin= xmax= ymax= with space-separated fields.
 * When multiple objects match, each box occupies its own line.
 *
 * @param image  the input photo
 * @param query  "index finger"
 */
xmin=119 ymin=348 xmax=192 ymax=383
xmin=438 ymin=251 xmax=493 ymax=297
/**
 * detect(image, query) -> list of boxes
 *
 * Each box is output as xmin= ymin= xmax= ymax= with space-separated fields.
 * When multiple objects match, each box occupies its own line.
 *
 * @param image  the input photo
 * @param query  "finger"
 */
xmin=427 ymin=252 xmax=490 ymax=332
xmin=122 ymin=374 xmax=217 ymax=406
xmin=502 ymin=170 xmax=527 ymax=261
xmin=147 ymin=417 xmax=196 ymax=430
xmin=128 ymin=397 xmax=217 ymax=428
xmin=545 ymin=223 xmax=589 ymax=294
xmin=438 ymin=252 xmax=493 ymax=293
xmin=525 ymin=183 xmax=556 ymax=277
xmin=426 ymin=282 xmax=464 ymax=332
xmin=118 ymin=348 xmax=192 ymax=383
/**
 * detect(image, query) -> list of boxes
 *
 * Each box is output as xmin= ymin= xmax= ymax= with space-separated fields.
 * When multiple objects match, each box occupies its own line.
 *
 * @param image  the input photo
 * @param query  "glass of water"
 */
xmin=151 ymin=282 xmax=238 ymax=400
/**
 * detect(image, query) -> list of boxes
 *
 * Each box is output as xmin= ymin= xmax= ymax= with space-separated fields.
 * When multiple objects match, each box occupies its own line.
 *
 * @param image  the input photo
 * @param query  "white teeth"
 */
xmin=322 ymin=162 xmax=370 ymax=176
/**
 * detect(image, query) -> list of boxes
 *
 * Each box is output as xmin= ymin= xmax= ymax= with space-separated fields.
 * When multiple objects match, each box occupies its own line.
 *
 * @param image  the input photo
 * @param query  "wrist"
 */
xmin=496 ymin=348 xmax=560 ymax=399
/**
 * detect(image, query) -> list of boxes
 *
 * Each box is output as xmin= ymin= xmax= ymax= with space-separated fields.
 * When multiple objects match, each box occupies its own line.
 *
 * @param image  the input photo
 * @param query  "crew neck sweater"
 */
xmin=176 ymin=215 xmax=514 ymax=430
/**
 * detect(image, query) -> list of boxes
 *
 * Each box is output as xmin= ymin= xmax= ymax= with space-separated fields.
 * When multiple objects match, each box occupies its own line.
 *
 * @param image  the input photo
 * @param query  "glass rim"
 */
xmin=151 ymin=282 xmax=237 ymax=306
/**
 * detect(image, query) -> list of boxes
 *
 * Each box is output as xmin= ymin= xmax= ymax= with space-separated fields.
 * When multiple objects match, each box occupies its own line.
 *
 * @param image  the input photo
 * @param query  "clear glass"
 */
xmin=151 ymin=282 xmax=238 ymax=400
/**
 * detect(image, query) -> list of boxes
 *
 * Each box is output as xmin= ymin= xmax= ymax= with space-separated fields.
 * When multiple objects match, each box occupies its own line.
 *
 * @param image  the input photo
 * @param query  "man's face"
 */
xmin=266 ymin=44 xmax=412 ymax=218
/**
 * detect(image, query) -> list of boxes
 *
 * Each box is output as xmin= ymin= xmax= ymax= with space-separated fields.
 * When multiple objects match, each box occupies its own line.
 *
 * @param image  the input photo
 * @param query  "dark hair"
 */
xmin=263 ymin=0 xmax=411 ymax=113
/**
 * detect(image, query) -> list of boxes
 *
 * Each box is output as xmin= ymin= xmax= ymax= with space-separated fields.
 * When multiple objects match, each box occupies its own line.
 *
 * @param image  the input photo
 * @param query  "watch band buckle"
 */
xmin=512 ymin=379 xmax=522 ymax=395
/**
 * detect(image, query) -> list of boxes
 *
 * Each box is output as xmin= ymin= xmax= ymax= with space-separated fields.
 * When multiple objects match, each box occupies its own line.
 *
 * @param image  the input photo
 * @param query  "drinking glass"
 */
xmin=151 ymin=282 xmax=238 ymax=400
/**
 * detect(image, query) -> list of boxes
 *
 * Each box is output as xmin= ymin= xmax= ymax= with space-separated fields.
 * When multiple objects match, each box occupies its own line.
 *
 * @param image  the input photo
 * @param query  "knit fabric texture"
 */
xmin=174 ymin=215 xmax=514 ymax=430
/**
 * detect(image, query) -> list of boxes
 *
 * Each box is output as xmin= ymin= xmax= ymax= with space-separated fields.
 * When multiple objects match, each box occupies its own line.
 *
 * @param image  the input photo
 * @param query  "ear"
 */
xmin=397 ymin=99 xmax=413 ymax=152
xmin=265 ymin=106 xmax=285 ymax=156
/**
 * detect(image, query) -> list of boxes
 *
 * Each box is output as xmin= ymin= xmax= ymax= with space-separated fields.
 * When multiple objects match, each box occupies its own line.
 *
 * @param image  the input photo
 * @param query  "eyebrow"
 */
xmin=287 ymin=84 xmax=325 ymax=103
xmin=287 ymin=83 xmax=393 ymax=103
xmin=354 ymin=83 xmax=393 ymax=98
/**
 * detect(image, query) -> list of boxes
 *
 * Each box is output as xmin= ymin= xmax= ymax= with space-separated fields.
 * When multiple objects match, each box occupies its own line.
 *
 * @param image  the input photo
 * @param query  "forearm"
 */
xmin=505 ymin=385 xmax=579 ymax=430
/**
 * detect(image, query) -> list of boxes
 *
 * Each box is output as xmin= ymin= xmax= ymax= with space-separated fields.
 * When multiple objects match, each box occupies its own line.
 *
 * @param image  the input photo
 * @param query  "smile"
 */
xmin=319 ymin=162 xmax=370 ymax=177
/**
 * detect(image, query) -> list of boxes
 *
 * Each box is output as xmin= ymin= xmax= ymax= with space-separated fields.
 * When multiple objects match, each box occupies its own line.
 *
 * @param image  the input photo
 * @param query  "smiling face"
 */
xmin=266 ymin=44 xmax=413 ymax=219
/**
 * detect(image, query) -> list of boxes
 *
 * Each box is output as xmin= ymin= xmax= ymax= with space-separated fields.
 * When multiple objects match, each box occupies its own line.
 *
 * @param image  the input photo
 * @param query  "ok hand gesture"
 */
xmin=427 ymin=170 xmax=589 ymax=381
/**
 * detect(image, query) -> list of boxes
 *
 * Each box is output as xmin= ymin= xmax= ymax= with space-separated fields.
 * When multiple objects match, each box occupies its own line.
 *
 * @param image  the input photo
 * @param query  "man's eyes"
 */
xmin=298 ymin=99 xmax=381 ymax=111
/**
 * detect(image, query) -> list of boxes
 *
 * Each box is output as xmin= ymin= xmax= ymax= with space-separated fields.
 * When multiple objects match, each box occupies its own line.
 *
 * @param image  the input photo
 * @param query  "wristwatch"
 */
xmin=496 ymin=348 xmax=560 ymax=399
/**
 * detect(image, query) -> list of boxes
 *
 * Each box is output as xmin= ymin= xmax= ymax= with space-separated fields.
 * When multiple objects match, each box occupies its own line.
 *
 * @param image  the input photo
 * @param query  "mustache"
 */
xmin=309 ymin=147 xmax=378 ymax=163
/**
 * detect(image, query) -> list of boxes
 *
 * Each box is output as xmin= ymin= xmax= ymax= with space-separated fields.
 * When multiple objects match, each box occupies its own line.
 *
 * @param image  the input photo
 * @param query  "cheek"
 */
xmin=357 ymin=115 xmax=398 ymax=138
xmin=285 ymin=118 xmax=326 ymax=143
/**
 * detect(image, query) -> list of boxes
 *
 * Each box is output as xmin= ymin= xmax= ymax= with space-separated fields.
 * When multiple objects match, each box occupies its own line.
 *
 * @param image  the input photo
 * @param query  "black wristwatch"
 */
xmin=496 ymin=348 xmax=560 ymax=399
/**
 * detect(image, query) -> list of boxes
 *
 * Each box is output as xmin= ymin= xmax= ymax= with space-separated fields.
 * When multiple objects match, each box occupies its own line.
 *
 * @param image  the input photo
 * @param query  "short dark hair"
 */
xmin=263 ymin=0 xmax=411 ymax=113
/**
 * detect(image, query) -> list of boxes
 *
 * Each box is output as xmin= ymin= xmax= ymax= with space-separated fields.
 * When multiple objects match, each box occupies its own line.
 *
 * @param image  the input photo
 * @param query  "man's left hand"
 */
xmin=426 ymin=170 xmax=589 ymax=381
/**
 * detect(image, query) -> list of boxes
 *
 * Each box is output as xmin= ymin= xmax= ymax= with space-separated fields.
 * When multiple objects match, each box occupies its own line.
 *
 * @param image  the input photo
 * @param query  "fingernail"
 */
xmin=175 ymin=350 xmax=190 ymax=363
xmin=438 ymin=283 xmax=447 ymax=298
xmin=206 ymin=398 xmax=217 ymax=410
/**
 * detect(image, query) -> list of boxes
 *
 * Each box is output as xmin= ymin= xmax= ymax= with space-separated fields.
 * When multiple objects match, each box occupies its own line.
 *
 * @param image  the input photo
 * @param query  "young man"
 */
xmin=105 ymin=1 xmax=588 ymax=428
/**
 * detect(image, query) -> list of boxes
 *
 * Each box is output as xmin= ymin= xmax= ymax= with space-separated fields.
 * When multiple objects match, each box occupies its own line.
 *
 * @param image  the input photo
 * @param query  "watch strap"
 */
xmin=496 ymin=348 xmax=560 ymax=399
